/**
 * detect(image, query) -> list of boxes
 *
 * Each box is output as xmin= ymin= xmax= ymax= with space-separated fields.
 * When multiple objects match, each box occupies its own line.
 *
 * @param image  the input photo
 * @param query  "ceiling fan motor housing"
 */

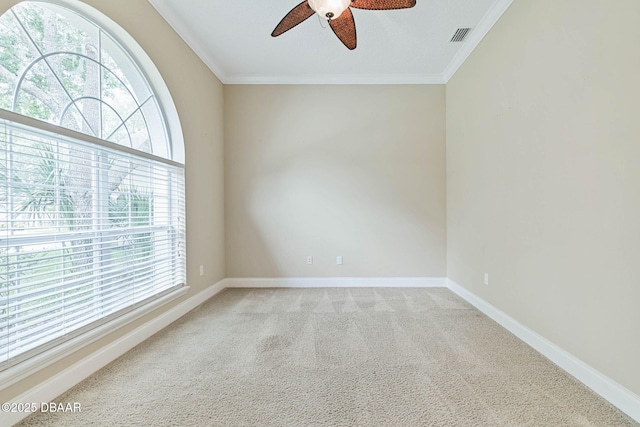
xmin=308 ymin=0 xmax=351 ymax=20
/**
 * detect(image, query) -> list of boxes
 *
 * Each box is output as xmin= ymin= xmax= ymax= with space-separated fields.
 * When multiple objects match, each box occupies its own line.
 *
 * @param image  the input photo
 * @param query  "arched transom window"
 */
xmin=0 ymin=1 xmax=186 ymax=373
xmin=1 ymin=1 xmax=172 ymax=159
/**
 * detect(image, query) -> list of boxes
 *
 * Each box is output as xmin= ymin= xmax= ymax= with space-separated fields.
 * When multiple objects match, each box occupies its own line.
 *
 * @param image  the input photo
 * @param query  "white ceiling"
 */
xmin=148 ymin=0 xmax=513 ymax=84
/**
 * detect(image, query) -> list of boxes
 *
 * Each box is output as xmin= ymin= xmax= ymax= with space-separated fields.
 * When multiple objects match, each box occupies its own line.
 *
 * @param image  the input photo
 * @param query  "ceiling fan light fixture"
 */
xmin=308 ymin=0 xmax=351 ymax=20
xmin=272 ymin=0 xmax=416 ymax=50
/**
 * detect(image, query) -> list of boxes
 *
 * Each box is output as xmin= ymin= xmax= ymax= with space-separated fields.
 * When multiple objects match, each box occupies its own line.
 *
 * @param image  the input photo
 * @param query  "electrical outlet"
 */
xmin=199 ymin=265 xmax=204 ymax=276
xmin=306 ymin=256 xmax=313 ymax=265
xmin=336 ymin=255 xmax=343 ymax=265
xmin=484 ymin=273 xmax=489 ymax=285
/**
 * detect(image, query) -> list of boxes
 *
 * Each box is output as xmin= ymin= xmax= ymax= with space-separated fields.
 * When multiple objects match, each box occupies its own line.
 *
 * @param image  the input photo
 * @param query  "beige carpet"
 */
xmin=16 ymin=287 xmax=637 ymax=426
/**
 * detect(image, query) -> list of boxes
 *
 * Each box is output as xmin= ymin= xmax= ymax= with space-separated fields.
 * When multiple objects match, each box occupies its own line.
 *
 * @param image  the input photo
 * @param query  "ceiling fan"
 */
xmin=271 ymin=0 xmax=417 ymax=50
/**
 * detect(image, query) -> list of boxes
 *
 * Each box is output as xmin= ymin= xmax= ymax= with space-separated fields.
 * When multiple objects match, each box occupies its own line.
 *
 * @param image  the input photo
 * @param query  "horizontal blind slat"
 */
xmin=1 ymin=115 xmax=186 ymax=368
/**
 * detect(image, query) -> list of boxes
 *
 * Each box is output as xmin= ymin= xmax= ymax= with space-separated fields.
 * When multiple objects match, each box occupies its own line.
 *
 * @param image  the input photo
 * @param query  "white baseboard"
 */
xmin=4 ymin=280 xmax=227 ymax=427
xmin=225 ymin=277 xmax=447 ymax=288
xmin=1 ymin=287 xmax=190 ymax=391
xmin=7 ymin=277 xmax=638 ymax=425
xmin=447 ymin=279 xmax=640 ymax=423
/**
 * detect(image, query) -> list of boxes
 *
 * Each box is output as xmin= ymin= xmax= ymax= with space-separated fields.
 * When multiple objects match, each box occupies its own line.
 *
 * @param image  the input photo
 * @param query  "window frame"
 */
xmin=0 ymin=0 xmax=187 ymax=388
xmin=35 ymin=0 xmax=185 ymax=164
xmin=0 ymin=109 xmax=188 ymax=389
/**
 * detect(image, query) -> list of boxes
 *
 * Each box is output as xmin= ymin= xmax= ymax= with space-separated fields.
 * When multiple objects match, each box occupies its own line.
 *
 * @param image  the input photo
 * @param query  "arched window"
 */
xmin=0 ymin=1 xmax=186 ymax=372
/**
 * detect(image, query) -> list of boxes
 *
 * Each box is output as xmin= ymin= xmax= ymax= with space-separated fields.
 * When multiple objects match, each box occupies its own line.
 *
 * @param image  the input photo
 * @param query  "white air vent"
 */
xmin=450 ymin=27 xmax=471 ymax=42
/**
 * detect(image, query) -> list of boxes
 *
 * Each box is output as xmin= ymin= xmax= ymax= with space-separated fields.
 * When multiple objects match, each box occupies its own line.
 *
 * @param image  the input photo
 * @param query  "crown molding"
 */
xmin=442 ymin=0 xmax=514 ymax=83
xmin=148 ymin=0 xmax=229 ymax=83
xmin=150 ymin=0 xmax=512 ymax=85
xmin=223 ymin=73 xmax=446 ymax=85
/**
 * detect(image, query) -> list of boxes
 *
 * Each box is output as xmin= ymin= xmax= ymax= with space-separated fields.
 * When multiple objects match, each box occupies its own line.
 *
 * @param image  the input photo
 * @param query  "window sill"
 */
xmin=0 ymin=285 xmax=189 ymax=391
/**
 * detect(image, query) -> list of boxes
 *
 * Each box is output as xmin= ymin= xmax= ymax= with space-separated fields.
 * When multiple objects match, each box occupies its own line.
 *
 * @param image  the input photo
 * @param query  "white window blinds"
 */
xmin=0 ymin=115 xmax=186 ymax=370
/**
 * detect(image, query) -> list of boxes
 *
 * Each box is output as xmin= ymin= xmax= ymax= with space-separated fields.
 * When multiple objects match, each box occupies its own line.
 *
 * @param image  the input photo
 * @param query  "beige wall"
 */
xmin=447 ymin=0 xmax=640 ymax=395
xmin=0 ymin=0 xmax=225 ymax=402
xmin=225 ymin=85 xmax=446 ymax=277
xmin=6 ymin=0 xmax=638 ymax=413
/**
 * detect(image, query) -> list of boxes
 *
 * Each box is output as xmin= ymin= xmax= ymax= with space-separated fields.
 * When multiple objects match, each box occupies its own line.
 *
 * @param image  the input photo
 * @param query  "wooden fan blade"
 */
xmin=329 ymin=8 xmax=357 ymax=50
xmin=349 ymin=0 xmax=416 ymax=10
xmin=272 ymin=1 xmax=315 ymax=37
